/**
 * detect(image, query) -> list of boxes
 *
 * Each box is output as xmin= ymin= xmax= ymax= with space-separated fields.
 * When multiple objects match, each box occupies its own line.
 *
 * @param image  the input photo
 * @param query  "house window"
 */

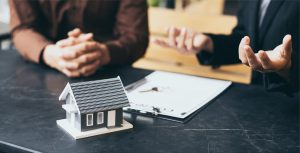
xmin=86 ymin=114 xmax=93 ymax=126
xmin=97 ymin=112 xmax=104 ymax=125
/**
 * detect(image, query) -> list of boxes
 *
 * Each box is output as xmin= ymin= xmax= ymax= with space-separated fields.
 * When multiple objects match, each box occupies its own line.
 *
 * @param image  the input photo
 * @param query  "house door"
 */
xmin=107 ymin=110 xmax=116 ymax=127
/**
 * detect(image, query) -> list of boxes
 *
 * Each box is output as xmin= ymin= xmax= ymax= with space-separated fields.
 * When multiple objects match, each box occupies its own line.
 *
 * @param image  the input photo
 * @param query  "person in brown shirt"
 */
xmin=9 ymin=0 xmax=149 ymax=77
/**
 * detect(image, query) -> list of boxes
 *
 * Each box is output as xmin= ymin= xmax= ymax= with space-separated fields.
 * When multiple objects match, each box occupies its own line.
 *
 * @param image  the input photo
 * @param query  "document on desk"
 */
xmin=124 ymin=71 xmax=231 ymax=122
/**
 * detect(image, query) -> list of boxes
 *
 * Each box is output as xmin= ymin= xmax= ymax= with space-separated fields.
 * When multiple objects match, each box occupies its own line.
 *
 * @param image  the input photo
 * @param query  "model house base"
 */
xmin=57 ymin=119 xmax=133 ymax=139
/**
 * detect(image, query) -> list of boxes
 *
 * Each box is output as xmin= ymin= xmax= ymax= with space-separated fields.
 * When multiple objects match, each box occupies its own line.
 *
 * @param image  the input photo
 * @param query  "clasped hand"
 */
xmin=43 ymin=28 xmax=110 ymax=77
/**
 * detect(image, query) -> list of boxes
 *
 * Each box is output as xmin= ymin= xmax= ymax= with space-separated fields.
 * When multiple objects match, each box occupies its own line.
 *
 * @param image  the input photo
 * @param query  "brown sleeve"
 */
xmin=9 ymin=0 xmax=52 ymax=63
xmin=105 ymin=0 xmax=149 ymax=65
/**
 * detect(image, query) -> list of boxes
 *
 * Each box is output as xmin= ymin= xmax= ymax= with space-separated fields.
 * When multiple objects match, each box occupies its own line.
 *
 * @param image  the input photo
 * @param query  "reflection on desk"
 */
xmin=0 ymin=50 xmax=298 ymax=153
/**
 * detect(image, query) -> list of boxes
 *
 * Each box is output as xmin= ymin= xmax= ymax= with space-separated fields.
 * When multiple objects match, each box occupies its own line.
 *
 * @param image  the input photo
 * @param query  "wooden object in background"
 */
xmin=148 ymin=8 xmax=236 ymax=35
xmin=133 ymin=8 xmax=251 ymax=84
xmin=184 ymin=0 xmax=225 ymax=15
xmin=134 ymin=43 xmax=251 ymax=84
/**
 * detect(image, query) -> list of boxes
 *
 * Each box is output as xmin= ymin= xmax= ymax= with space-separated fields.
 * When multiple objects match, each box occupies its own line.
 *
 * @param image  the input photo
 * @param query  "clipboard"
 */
xmin=124 ymin=71 xmax=232 ymax=123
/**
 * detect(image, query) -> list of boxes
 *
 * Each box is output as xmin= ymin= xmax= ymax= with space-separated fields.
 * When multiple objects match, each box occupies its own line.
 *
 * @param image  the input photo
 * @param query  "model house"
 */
xmin=56 ymin=77 xmax=133 ymax=139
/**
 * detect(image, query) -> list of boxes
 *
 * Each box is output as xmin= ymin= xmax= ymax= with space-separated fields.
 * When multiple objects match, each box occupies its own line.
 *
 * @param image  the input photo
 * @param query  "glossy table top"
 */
xmin=0 ymin=50 xmax=299 ymax=153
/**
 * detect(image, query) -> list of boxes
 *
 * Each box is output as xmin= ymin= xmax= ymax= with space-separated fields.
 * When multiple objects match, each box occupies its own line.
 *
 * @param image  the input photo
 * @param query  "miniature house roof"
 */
xmin=59 ymin=77 xmax=130 ymax=114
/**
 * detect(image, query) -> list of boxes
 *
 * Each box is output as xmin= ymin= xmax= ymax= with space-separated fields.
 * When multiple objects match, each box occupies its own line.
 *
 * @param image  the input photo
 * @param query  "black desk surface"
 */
xmin=0 ymin=22 xmax=10 ymax=40
xmin=0 ymin=50 xmax=299 ymax=153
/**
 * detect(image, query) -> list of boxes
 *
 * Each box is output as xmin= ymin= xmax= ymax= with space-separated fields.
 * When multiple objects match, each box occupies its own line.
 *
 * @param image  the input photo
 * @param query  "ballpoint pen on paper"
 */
xmin=139 ymin=87 xmax=159 ymax=93
xmin=125 ymin=78 xmax=147 ymax=92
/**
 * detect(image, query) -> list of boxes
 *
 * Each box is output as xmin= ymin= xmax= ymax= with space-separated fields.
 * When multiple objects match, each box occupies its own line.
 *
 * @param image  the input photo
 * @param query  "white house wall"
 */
xmin=75 ymin=112 xmax=81 ymax=131
xmin=59 ymin=83 xmax=71 ymax=101
xmin=69 ymin=87 xmax=80 ymax=115
xmin=66 ymin=94 xmax=71 ymax=123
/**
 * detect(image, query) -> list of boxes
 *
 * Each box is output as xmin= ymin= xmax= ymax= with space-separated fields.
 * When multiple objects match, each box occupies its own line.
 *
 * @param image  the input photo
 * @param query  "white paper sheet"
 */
xmin=125 ymin=71 xmax=232 ymax=119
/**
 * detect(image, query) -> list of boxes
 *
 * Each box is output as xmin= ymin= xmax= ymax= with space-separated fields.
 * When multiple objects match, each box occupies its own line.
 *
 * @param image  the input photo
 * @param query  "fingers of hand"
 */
xmin=68 ymin=28 xmax=82 ymax=37
xmin=238 ymin=37 xmax=245 ymax=55
xmin=56 ymin=37 xmax=77 ymax=47
xmin=75 ymin=51 xmax=102 ymax=67
xmin=244 ymin=36 xmax=250 ymax=45
xmin=239 ymin=36 xmax=249 ymax=64
xmin=60 ymin=48 xmax=80 ymax=60
xmin=179 ymin=28 xmax=203 ymax=54
xmin=257 ymin=50 xmax=272 ymax=71
xmin=168 ymin=26 xmax=180 ymax=46
xmin=244 ymin=45 xmax=262 ymax=71
xmin=185 ymin=32 xmax=195 ymax=51
xmin=152 ymin=38 xmax=172 ymax=48
xmin=61 ymin=68 xmax=81 ymax=78
xmin=79 ymin=60 xmax=101 ymax=77
xmin=58 ymin=50 xmax=101 ymax=77
xmin=281 ymin=34 xmax=292 ymax=58
xmin=58 ymin=60 xmax=80 ymax=70
xmin=78 ymin=33 xmax=93 ymax=41
xmin=193 ymin=34 xmax=208 ymax=52
xmin=177 ymin=28 xmax=187 ymax=49
xmin=177 ymin=28 xmax=202 ymax=54
xmin=56 ymin=33 xmax=93 ymax=47
xmin=60 ymin=42 xmax=99 ymax=60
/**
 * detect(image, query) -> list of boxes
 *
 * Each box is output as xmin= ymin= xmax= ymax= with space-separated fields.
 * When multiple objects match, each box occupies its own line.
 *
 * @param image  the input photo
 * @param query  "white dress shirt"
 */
xmin=259 ymin=0 xmax=271 ymax=27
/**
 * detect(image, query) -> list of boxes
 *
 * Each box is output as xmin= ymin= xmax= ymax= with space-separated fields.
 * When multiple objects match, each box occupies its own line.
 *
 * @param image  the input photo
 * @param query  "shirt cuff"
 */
xmin=196 ymin=51 xmax=214 ymax=65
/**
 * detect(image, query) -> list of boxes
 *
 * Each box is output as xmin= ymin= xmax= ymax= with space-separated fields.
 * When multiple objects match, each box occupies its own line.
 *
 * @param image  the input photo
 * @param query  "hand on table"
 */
xmin=239 ymin=35 xmax=292 ymax=77
xmin=153 ymin=26 xmax=214 ymax=54
xmin=43 ymin=28 xmax=110 ymax=77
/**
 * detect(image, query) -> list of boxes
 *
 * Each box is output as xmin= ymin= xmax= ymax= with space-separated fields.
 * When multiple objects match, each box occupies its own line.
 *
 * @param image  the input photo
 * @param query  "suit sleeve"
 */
xmin=104 ymin=0 xmax=149 ymax=65
xmin=264 ymin=33 xmax=299 ymax=94
xmin=9 ymin=0 xmax=52 ymax=63
xmin=196 ymin=2 xmax=247 ymax=66
xmin=263 ymin=1 xmax=299 ymax=94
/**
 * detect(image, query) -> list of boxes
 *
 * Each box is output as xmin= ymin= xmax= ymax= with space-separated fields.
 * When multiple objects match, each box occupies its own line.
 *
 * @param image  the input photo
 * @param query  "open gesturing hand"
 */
xmin=153 ymin=26 xmax=213 ymax=54
xmin=239 ymin=35 xmax=292 ymax=77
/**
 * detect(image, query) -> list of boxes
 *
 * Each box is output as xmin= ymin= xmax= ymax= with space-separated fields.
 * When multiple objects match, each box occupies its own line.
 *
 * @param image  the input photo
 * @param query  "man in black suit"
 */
xmin=154 ymin=0 xmax=299 ymax=93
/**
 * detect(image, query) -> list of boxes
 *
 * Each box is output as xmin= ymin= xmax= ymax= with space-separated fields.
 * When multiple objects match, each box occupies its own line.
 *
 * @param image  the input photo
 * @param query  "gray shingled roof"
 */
xmin=70 ymin=77 xmax=130 ymax=114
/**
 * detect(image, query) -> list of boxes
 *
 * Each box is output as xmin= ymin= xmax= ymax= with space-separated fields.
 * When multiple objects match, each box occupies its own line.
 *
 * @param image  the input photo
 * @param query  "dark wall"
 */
xmin=115 ymin=108 xmax=123 ymax=127
xmin=81 ymin=112 xmax=107 ymax=131
xmin=80 ymin=108 xmax=123 ymax=131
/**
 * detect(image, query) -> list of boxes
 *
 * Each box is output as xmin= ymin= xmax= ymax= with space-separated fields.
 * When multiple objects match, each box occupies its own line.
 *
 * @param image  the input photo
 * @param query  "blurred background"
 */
xmin=0 ymin=0 xmax=9 ymax=23
xmin=147 ymin=0 xmax=239 ymax=15
xmin=0 ymin=0 xmax=250 ymax=84
xmin=0 ymin=0 xmax=240 ymax=23
xmin=0 ymin=0 xmax=240 ymax=50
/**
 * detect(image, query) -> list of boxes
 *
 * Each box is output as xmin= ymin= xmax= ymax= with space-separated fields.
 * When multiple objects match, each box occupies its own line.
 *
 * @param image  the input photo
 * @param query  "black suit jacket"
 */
xmin=198 ymin=0 xmax=299 ymax=94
